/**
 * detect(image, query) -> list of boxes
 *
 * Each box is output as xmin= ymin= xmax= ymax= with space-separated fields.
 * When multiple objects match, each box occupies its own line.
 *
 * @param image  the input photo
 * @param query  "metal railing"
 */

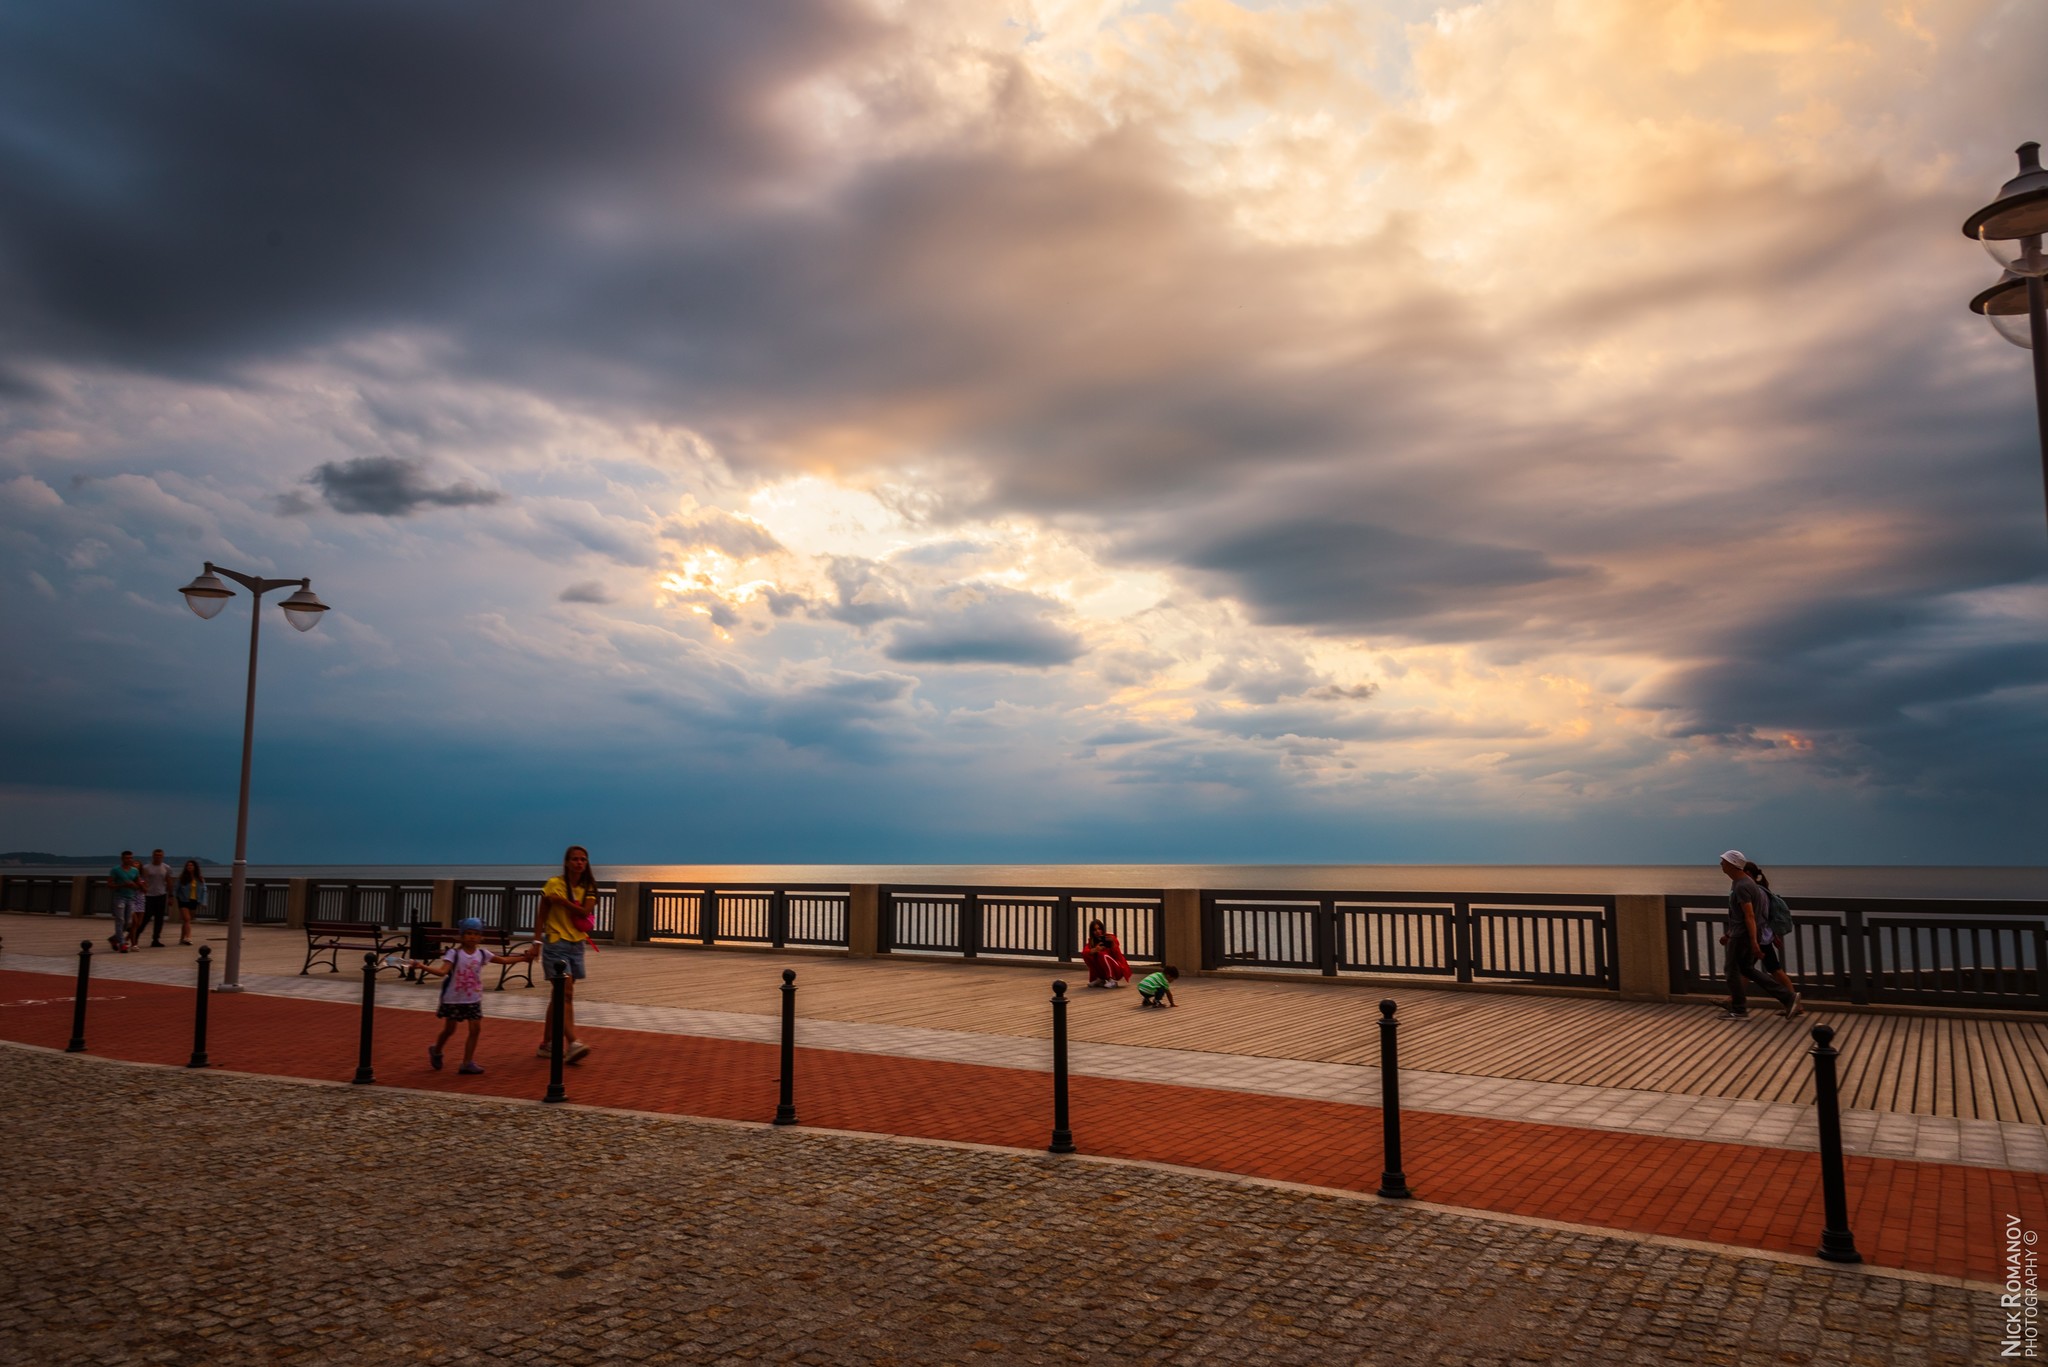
xmin=307 ymin=880 xmax=436 ymax=929
xmin=1202 ymin=890 xmax=1618 ymax=989
xmin=0 ymin=874 xmax=75 ymax=914
xmin=53 ymin=875 xmax=293 ymax=925
xmin=453 ymin=883 xmax=616 ymax=939
xmin=879 ymin=886 xmax=1165 ymax=964
xmin=641 ymin=884 xmax=850 ymax=949
xmin=1666 ymin=895 xmax=2048 ymax=1011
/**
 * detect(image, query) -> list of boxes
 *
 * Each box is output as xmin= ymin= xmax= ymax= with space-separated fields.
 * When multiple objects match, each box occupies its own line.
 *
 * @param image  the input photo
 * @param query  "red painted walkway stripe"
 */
xmin=2 ymin=969 xmax=2034 ymax=1281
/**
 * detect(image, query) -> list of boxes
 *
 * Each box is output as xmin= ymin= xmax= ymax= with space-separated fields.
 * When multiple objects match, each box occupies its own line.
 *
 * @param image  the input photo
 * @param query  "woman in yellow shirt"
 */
xmin=537 ymin=845 xmax=598 ymax=1062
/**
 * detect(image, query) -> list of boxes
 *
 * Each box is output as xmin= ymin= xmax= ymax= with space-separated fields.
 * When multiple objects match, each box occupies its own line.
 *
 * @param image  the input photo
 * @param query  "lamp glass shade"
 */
xmin=1989 ymin=310 xmax=2036 ymax=349
xmin=1980 ymin=226 xmax=2048 ymax=278
xmin=179 ymin=571 xmax=234 ymax=619
xmin=280 ymin=586 xmax=329 ymax=632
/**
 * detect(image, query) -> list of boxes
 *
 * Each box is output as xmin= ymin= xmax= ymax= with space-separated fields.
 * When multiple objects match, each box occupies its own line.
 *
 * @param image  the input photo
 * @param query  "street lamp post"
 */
xmin=1963 ymin=140 xmax=2048 ymax=533
xmin=178 ymin=562 xmax=329 ymax=991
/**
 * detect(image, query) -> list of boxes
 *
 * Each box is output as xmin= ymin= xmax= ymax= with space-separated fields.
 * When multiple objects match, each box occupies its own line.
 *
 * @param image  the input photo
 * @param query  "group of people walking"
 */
xmin=104 ymin=848 xmax=209 ymax=952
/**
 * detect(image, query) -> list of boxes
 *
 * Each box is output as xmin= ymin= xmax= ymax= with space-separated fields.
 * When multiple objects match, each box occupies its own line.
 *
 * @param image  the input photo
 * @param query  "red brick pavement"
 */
xmin=2 ymin=969 xmax=2035 ymax=1282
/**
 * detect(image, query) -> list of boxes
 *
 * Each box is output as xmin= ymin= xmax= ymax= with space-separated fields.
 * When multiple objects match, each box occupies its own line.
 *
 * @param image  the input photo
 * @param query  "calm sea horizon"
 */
xmin=15 ymin=862 xmax=2045 ymax=899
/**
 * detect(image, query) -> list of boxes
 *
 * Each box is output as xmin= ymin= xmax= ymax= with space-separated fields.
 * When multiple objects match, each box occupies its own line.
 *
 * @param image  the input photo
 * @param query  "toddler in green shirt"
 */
xmin=1137 ymin=966 xmax=1179 ymax=1008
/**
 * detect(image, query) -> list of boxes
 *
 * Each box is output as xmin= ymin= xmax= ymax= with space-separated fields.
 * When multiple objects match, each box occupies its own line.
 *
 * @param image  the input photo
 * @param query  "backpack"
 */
xmin=1764 ymin=892 xmax=1794 ymax=941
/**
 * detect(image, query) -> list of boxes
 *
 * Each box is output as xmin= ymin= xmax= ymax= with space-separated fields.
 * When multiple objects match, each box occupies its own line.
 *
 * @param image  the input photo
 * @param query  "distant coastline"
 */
xmin=0 ymin=852 xmax=222 ymax=867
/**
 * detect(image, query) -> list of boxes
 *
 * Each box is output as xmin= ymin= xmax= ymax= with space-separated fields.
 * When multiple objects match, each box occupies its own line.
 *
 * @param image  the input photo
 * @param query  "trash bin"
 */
xmin=407 ymin=920 xmax=439 ymax=979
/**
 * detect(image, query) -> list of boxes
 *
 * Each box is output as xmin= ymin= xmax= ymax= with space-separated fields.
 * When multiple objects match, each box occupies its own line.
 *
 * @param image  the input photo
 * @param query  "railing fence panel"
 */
xmin=1664 ymin=896 xmax=2048 ymax=1011
xmin=639 ymin=884 xmax=851 ymax=950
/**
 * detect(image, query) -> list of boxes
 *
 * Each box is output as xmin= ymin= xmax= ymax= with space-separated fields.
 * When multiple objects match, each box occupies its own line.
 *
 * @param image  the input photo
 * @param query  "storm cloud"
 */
xmin=306 ymin=457 xmax=502 ymax=516
xmin=1 ymin=0 xmax=2045 ymax=862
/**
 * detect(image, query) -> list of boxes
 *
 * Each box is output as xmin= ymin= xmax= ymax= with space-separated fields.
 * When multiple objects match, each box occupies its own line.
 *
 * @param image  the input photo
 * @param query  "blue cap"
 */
xmin=457 ymin=917 xmax=484 ymax=932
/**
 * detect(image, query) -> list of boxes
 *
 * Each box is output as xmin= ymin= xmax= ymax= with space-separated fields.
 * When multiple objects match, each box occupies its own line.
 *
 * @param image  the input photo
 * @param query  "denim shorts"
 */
xmin=541 ymin=939 xmax=587 ymax=981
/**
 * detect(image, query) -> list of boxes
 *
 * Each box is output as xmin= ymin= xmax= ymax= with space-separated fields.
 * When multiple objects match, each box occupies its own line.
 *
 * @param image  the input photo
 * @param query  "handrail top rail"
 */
xmin=882 ymin=883 xmax=1165 ymax=900
xmin=307 ymin=879 xmax=436 ymax=889
xmin=642 ymin=882 xmax=851 ymax=895
xmin=1208 ymin=888 xmax=1618 ymax=909
xmin=1667 ymin=894 xmax=2048 ymax=917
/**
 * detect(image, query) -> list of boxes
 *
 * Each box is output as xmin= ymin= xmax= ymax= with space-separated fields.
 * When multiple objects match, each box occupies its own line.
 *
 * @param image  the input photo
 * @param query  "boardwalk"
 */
xmin=10 ymin=913 xmax=2044 ymax=1122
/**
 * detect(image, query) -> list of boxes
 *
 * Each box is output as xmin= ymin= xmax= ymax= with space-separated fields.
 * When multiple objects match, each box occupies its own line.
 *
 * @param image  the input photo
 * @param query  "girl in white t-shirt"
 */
xmin=416 ymin=917 xmax=534 ymax=1075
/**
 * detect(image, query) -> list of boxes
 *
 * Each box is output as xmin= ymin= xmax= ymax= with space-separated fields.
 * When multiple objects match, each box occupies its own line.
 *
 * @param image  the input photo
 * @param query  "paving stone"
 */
xmin=0 ymin=1048 xmax=2005 ymax=1366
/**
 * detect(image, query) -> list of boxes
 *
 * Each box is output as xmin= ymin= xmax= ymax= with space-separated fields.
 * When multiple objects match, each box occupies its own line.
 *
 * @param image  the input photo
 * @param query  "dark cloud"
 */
xmin=1177 ymin=518 xmax=1587 ymax=639
xmin=883 ymin=586 xmax=1085 ymax=668
xmin=1081 ymin=723 xmax=1174 ymax=746
xmin=558 ymin=580 xmax=615 ymax=604
xmin=307 ymin=456 xmax=501 ymax=516
xmin=0 ymin=0 xmax=874 ymax=375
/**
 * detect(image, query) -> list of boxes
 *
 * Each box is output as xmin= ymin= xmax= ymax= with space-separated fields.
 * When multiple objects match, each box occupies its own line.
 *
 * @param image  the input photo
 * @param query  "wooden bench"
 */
xmin=407 ymin=926 xmax=539 ymax=991
xmin=301 ymin=919 xmax=409 ymax=976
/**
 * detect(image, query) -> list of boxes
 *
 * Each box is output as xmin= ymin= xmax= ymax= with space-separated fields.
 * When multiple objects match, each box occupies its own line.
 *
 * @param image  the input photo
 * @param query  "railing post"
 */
xmin=962 ymin=892 xmax=982 ymax=959
xmin=1056 ymin=893 xmax=1076 ymax=964
xmin=1809 ymin=1025 xmax=1862 ymax=1263
xmin=1843 ymin=910 xmax=1871 ymax=1004
xmin=1453 ymin=902 xmax=1474 ymax=983
xmin=284 ymin=877 xmax=309 ymax=930
xmin=1318 ymin=897 xmax=1339 ymax=976
xmin=188 ymin=946 xmax=213 ymax=1068
xmin=1377 ymin=1000 xmax=1411 ymax=1199
xmin=543 ymin=965 xmax=568 ymax=1103
xmin=701 ymin=888 xmax=719 ymax=947
xmin=68 ymin=875 xmax=91 ymax=918
xmin=848 ymin=885 xmax=880 ymax=956
xmin=609 ymin=881 xmax=642 ymax=945
xmin=774 ymin=969 xmax=798 ymax=1125
xmin=351 ymin=952 xmax=377 ymax=1085
xmin=770 ymin=890 xmax=789 ymax=949
xmin=1048 ymin=980 xmax=1075 ymax=1153
xmin=66 ymin=941 xmax=91 ymax=1053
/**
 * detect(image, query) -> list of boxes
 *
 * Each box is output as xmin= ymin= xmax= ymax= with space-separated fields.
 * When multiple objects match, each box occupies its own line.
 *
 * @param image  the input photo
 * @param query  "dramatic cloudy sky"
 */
xmin=2 ymin=0 xmax=2045 ymax=865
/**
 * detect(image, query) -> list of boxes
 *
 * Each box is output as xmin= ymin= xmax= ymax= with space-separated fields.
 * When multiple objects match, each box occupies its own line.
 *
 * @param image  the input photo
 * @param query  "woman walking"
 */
xmin=173 ymin=860 xmax=208 ymax=946
xmin=536 ymin=845 xmax=598 ymax=1064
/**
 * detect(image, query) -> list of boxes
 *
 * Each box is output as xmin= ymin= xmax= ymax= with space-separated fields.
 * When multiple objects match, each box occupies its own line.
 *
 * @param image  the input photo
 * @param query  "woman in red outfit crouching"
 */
xmin=1081 ymin=918 xmax=1131 ymax=988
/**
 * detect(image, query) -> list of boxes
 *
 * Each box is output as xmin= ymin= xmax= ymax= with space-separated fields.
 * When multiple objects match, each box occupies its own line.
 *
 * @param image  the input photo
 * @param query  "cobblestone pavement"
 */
xmin=0 ymin=1048 xmax=1999 ymax=1367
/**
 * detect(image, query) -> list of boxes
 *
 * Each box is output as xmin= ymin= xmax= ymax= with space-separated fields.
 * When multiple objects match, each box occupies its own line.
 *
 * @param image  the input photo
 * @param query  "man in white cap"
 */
xmin=1717 ymin=850 xmax=1794 ymax=1020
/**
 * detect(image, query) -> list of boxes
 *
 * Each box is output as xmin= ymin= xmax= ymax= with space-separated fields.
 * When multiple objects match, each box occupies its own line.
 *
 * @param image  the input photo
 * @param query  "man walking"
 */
xmin=139 ymin=848 xmax=173 ymax=948
xmin=1717 ymin=849 xmax=1794 ymax=1020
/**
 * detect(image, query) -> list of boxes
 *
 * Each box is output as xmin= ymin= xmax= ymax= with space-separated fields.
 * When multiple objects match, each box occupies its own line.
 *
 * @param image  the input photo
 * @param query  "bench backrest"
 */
xmin=416 ymin=926 xmax=516 ymax=949
xmin=305 ymin=919 xmax=387 ymax=936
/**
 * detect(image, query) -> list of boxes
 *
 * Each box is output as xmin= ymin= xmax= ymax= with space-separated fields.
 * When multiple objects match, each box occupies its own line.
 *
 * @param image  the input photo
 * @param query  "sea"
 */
xmin=15 ymin=862 xmax=2045 ymax=899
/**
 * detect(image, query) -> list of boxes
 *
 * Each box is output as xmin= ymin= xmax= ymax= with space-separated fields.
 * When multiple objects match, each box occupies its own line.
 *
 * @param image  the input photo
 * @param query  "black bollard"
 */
xmin=1809 ymin=1024 xmax=1862 ymax=1263
xmin=1376 ymin=999 xmax=1411 ymax=1199
xmin=1048 ymin=979 xmax=1075 ymax=1154
xmin=187 ymin=946 xmax=212 ymax=1069
xmin=351 ymin=951 xmax=378 ymax=1085
xmin=66 ymin=940 xmax=91 ymax=1053
xmin=543 ymin=964 xmax=567 ymax=1104
xmin=773 ymin=969 xmax=798 ymax=1126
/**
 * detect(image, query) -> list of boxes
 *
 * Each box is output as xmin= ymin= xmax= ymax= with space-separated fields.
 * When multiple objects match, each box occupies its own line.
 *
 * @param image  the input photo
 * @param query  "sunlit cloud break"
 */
xmin=0 ymin=0 xmax=2044 ymax=864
